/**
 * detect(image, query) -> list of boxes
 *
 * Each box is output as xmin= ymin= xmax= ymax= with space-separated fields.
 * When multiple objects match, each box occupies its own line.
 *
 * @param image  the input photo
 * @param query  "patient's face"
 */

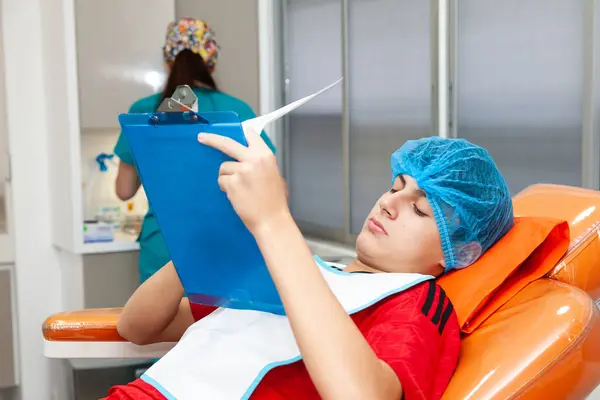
xmin=355 ymin=175 xmax=445 ymax=277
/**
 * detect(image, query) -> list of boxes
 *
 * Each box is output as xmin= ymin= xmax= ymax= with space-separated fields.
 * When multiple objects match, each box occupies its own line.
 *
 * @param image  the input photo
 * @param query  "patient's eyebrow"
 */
xmin=399 ymin=174 xmax=426 ymax=198
xmin=398 ymin=174 xmax=406 ymax=186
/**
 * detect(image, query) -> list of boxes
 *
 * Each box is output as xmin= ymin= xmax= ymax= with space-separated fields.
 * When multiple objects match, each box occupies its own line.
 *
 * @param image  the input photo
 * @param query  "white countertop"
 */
xmin=81 ymin=231 xmax=140 ymax=254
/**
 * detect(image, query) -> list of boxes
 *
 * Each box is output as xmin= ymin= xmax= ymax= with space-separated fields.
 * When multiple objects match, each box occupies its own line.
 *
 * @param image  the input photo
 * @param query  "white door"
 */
xmin=0 ymin=8 xmax=13 ymax=264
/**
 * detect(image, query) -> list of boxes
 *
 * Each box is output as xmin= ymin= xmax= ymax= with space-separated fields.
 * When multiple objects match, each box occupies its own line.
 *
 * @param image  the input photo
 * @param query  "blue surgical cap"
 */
xmin=391 ymin=137 xmax=514 ymax=272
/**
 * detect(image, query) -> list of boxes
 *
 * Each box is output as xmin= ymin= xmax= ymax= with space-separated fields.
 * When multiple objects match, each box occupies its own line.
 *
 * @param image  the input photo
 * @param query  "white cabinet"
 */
xmin=51 ymin=0 xmax=175 ymax=254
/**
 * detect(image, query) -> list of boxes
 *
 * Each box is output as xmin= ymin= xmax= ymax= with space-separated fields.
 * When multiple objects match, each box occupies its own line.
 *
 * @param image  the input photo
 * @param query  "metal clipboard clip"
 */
xmin=150 ymin=85 xmax=209 ymax=125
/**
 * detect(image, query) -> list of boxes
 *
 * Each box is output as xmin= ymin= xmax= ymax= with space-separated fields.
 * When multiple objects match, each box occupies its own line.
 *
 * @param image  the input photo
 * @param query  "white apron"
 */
xmin=141 ymin=256 xmax=432 ymax=399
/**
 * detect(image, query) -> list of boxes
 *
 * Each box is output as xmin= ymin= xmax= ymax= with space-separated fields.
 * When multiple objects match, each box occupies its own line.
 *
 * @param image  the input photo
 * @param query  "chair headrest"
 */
xmin=514 ymin=184 xmax=600 ymax=300
xmin=438 ymin=216 xmax=569 ymax=334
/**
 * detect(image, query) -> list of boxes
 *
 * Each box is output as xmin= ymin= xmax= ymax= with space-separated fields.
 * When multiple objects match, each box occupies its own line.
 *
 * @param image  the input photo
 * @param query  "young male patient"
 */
xmin=104 ymin=135 xmax=514 ymax=400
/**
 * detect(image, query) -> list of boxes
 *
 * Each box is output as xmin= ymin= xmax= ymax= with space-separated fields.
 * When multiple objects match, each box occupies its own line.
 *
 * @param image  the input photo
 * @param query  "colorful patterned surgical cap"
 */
xmin=163 ymin=18 xmax=220 ymax=71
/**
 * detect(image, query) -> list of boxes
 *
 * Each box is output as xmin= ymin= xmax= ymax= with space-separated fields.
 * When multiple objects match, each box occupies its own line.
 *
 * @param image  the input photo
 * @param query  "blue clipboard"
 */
xmin=118 ymin=108 xmax=284 ymax=315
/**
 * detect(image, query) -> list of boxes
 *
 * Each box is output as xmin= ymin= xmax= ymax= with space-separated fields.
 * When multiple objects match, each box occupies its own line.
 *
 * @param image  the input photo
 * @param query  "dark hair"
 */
xmin=160 ymin=49 xmax=218 ymax=104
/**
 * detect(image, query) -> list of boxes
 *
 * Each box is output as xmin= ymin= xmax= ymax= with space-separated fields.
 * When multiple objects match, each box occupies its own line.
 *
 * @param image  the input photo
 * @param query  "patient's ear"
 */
xmin=455 ymin=242 xmax=483 ymax=269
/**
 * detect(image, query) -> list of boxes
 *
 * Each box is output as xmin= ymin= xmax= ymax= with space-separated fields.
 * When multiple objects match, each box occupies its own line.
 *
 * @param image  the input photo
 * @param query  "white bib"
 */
xmin=142 ymin=256 xmax=432 ymax=399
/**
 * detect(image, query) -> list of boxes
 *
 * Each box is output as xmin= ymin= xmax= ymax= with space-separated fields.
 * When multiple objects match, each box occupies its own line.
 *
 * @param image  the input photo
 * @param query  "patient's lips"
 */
xmin=368 ymin=217 xmax=388 ymax=236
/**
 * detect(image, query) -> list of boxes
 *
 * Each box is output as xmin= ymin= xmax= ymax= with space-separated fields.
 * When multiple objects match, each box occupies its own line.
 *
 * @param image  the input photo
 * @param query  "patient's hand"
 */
xmin=198 ymin=131 xmax=291 ymax=236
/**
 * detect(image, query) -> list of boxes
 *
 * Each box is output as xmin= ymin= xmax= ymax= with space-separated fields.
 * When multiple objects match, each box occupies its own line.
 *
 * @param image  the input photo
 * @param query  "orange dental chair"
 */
xmin=43 ymin=184 xmax=600 ymax=399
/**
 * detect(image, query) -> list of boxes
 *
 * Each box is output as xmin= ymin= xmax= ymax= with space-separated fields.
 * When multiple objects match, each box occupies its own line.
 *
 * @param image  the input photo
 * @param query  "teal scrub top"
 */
xmin=114 ymin=87 xmax=276 ymax=283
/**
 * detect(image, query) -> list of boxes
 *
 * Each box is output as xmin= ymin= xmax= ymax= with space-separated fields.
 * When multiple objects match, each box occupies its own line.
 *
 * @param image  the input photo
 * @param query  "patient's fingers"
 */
xmin=219 ymin=161 xmax=241 ymax=176
xmin=243 ymin=125 xmax=268 ymax=151
xmin=198 ymin=133 xmax=248 ymax=161
xmin=217 ymin=174 xmax=233 ymax=192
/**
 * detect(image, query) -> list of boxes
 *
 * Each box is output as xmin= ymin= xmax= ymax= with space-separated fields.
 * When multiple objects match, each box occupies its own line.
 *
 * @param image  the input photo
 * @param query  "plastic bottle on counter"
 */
xmin=121 ymin=200 xmax=144 ymax=236
xmin=83 ymin=152 xmax=121 ymax=234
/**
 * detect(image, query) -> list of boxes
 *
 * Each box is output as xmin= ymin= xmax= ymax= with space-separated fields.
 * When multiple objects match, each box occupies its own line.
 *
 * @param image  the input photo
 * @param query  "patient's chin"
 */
xmin=355 ymin=229 xmax=367 ymax=247
xmin=355 ymin=231 xmax=378 ymax=259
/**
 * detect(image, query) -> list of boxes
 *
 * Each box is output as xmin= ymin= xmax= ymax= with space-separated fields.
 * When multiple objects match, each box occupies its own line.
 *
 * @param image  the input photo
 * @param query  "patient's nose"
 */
xmin=380 ymin=191 xmax=409 ymax=220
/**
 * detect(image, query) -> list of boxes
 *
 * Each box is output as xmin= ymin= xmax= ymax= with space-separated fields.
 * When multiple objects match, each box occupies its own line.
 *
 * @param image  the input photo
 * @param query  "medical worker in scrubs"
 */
xmin=114 ymin=18 xmax=275 ymax=283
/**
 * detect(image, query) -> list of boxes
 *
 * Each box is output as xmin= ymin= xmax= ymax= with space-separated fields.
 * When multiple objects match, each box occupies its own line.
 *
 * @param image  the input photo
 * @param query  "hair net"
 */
xmin=391 ymin=137 xmax=514 ymax=272
xmin=163 ymin=18 xmax=220 ymax=71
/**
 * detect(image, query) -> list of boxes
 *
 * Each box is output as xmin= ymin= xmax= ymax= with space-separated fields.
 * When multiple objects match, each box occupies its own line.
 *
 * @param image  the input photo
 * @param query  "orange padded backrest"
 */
xmin=443 ymin=279 xmax=600 ymax=399
xmin=438 ymin=217 xmax=570 ymax=333
xmin=514 ymin=184 xmax=600 ymax=299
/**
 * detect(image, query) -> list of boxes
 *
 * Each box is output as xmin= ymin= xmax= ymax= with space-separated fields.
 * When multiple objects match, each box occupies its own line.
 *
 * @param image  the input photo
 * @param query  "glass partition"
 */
xmin=455 ymin=0 xmax=584 ymax=194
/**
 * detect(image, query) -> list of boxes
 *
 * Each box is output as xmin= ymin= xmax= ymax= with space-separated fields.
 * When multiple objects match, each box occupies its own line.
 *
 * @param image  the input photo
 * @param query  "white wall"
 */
xmin=0 ymin=0 xmax=7 ymax=201
xmin=1 ymin=0 xmax=73 ymax=398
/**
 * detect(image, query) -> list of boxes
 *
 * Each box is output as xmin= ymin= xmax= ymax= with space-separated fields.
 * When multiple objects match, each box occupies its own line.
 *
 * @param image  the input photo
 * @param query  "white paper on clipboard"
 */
xmin=241 ymin=78 xmax=343 ymax=136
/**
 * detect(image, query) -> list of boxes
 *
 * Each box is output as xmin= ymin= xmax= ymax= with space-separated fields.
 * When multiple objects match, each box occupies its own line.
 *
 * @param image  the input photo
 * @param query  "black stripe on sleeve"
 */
xmin=438 ymin=301 xmax=454 ymax=334
xmin=421 ymin=280 xmax=436 ymax=317
xmin=431 ymin=287 xmax=447 ymax=325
